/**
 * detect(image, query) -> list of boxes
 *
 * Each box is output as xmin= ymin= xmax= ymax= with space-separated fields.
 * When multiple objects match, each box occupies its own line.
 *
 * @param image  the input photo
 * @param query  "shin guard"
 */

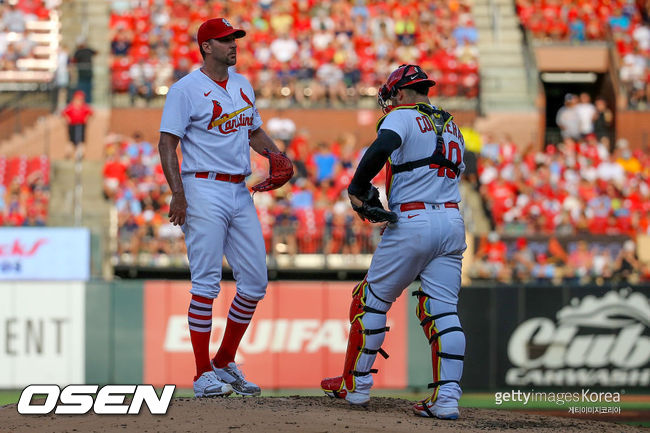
xmin=413 ymin=289 xmax=465 ymax=411
xmin=340 ymin=279 xmax=391 ymax=393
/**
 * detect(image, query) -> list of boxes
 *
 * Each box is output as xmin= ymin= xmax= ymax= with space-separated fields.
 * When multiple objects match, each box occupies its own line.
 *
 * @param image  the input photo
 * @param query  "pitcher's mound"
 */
xmin=1 ymin=396 xmax=644 ymax=432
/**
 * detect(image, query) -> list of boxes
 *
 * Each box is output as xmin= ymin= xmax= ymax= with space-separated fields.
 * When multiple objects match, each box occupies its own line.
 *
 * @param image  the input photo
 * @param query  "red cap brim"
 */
xmin=216 ymin=28 xmax=246 ymax=40
xmin=409 ymin=78 xmax=436 ymax=87
xmin=197 ymin=22 xmax=246 ymax=46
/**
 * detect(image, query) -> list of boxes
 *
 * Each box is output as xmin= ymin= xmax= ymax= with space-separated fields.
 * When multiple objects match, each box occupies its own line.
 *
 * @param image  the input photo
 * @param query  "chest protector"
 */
xmin=376 ymin=103 xmax=460 ymax=176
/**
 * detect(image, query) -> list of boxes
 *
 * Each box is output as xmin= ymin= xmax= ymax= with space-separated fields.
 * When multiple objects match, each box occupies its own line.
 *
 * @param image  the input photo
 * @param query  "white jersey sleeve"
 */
xmin=248 ymin=82 xmax=263 ymax=131
xmin=160 ymin=86 xmax=193 ymax=139
xmin=378 ymin=109 xmax=409 ymax=143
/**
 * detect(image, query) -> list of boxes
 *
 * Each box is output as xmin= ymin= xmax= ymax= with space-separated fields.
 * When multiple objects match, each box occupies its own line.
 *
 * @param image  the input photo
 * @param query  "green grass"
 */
xmin=0 ymin=390 xmax=21 ymax=406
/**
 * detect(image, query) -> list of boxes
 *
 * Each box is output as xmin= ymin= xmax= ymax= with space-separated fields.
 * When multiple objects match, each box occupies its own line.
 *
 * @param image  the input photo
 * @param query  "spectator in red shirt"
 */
xmin=472 ymin=231 xmax=511 ymax=282
xmin=62 ymin=90 xmax=93 ymax=159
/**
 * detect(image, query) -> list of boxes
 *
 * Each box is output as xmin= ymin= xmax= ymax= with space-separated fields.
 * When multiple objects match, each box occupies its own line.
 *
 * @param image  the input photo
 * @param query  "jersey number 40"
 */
xmin=429 ymin=141 xmax=462 ymax=179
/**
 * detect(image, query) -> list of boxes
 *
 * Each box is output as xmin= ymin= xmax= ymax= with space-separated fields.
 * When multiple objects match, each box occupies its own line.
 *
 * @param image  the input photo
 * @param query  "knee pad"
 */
xmin=341 ymin=279 xmax=391 ymax=392
xmin=413 ymin=288 xmax=465 ymax=403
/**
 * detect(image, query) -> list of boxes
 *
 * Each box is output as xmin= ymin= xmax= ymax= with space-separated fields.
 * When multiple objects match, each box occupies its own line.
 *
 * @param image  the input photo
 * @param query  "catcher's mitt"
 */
xmin=252 ymin=149 xmax=294 ymax=192
xmin=350 ymin=186 xmax=398 ymax=224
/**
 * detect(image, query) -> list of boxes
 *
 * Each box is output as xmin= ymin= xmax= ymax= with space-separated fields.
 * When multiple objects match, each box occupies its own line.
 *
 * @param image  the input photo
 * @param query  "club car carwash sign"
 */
xmin=506 ymin=290 xmax=650 ymax=387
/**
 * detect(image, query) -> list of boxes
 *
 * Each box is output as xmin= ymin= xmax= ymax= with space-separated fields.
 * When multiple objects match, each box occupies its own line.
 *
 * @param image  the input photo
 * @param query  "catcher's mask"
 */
xmin=377 ymin=64 xmax=436 ymax=113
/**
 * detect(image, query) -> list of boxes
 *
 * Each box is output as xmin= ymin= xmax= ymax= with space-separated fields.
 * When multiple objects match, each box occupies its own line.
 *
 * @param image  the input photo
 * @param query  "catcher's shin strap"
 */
xmin=352 ymin=369 xmax=379 ymax=376
xmin=428 ymin=380 xmax=460 ymax=388
xmin=378 ymin=103 xmax=460 ymax=176
xmin=414 ymin=289 xmax=465 ymax=361
xmin=361 ymin=326 xmax=391 ymax=335
xmin=361 ymin=347 xmax=390 ymax=358
xmin=195 ymin=172 xmax=246 ymax=183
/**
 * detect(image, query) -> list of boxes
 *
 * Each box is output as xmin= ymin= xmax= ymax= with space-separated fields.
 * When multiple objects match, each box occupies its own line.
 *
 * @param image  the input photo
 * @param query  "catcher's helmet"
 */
xmin=378 ymin=64 xmax=436 ymax=113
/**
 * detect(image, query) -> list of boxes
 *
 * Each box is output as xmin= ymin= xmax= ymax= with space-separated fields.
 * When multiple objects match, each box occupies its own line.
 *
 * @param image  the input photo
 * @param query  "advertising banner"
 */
xmin=0 ymin=282 xmax=86 ymax=387
xmin=503 ymin=287 xmax=650 ymax=388
xmin=455 ymin=284 xmax=650 ymax=390
xmin=0 ymin=228 xmax=90 ymax=281
xmin=144 ymin=281 xmax=407 ymax=389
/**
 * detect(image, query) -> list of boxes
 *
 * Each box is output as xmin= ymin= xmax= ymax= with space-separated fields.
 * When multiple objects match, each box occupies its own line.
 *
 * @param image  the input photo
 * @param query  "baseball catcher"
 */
xmin=321 ymin=64 xmax=466 ymax=421
xmin=252 ymin=148 xmax=294 ymax=192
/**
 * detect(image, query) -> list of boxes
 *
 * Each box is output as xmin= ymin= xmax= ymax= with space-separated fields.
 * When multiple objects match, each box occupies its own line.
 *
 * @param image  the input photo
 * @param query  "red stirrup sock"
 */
xmin=188 ymin=295 xmax=214 ymax=381
xmin=213 ymin=293 xmax=259 ymax=368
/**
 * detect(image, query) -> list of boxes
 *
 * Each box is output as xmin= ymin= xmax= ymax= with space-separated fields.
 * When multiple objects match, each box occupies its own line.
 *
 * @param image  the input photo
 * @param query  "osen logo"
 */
xmin=17 ymin=384 xmax=175 ymax=415
xmin=506 ymin=290 xmax=650 ymax=386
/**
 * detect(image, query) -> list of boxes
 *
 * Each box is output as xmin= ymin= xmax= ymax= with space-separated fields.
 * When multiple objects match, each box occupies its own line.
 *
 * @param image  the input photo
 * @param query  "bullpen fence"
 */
xmin=0 ymin=280 xmax=648 ymax=391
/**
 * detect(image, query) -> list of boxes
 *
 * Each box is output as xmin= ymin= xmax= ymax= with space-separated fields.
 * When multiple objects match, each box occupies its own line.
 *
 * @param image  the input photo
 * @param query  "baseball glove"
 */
xmin=350 ymin=186 xmax=398 ymax=224
xmin=251 ymin=149 xmax=294 ymax=192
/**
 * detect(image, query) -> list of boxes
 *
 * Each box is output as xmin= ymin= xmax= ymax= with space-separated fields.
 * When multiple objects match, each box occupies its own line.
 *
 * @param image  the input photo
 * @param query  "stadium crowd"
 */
xmin=108 ymin=0 xmax=480 ymax=106
xmin=93 ymin=105 xmax=649 ymax=283
xmin=0 ymin=155 xmax=49 ymax=227
xmin=476 ymin=96 xmax=649 ymax=238
xmin=0 ymin=0 xmax=58 ymax=73
xmin=2 ymin=125 xmax=647 ymax=283
xmin=470 ymin=232 xmax=647 ymax=284
xmin=101 ymin=128 xmax=386 ymax=267
xmin=468 ymin=92 xmax=649 ymax=283
xmin=2 ymin=0 xmax=649 ymax=283
xmin=516 ymin=0 xmax=650 ymax=108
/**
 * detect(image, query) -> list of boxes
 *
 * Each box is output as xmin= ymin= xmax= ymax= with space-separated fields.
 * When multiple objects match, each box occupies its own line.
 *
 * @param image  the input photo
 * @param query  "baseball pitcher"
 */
xmin=158 ymin=18 xmax=292 ymax=398
xmin=321 ymin=64 xmax=467 ymax=420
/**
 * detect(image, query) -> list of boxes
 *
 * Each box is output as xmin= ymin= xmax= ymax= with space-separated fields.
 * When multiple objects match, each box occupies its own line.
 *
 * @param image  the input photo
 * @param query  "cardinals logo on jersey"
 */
xmin=207 ymin=101 xmax=223 ymax=131
xmin=207 ymin=89 xmax=255 ymax=134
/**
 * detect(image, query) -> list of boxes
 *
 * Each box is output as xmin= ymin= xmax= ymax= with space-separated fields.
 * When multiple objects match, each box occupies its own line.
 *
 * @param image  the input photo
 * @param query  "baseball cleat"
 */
xmin=212 ymin=361 xmax=261 ymax=396
xmin=412 ymin=399 xmax=459 ymax=420
xmin=321 ymin=376 xmax=370 ymax=406
xmin=193 ymin=371 xmax=233 ymax=398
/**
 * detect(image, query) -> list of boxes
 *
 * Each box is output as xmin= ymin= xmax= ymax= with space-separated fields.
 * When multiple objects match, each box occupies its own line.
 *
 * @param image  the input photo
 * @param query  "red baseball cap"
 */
xmin=197 ymin=18 xmax=245 ymax=46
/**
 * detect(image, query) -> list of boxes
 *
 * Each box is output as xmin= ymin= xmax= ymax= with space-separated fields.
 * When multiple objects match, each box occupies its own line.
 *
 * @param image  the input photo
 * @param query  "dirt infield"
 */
xmin=1 ymin=396 xmax=646 ymax=433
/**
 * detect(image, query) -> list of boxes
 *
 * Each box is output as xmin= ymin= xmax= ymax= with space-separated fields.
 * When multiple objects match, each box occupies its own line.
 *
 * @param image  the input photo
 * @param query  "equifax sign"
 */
xmin=164 ymin=317 xmax=349 ymax=354
xmin=143 ymin=281 xmax=408 ymax=389
xmin=17 ymin=385 xmax=175 ymax=415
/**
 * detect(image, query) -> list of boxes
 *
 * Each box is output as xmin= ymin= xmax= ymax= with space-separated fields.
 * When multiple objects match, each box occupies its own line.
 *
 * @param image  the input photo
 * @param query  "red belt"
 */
xmin=195 ymin=172 xmax=246 ymax=183
xmin=399 ymin=202 xmax=459 ymax=211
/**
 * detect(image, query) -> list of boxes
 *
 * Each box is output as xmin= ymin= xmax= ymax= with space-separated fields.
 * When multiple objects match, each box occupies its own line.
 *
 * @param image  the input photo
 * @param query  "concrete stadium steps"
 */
xmin=0 ymin=114 xmax=67 ymax=157
xmin=460 ymin=181 xmax=491 ymax=235
xmin=472 ymin=0 xmax=536 ymax=112
xmin=0 ymin=107 xmax=109 ymax=160
xmin=48 ymin=160 xmax=111 ymax=278
xmin=83 ymin=108 xmax=110 ymax=160
xmin=60 ymin=0 xmax=110 ymax=107
xmin=474 ymin=15 xmax=521 ymax=29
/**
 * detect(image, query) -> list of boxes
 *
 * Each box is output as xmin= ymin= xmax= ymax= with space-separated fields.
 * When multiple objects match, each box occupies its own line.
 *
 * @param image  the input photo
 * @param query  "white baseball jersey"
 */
xmin=160 ymin=68 xmax=263 ymax=175
xmin=159 ymin=67 xmax=268 ymax=301
xmin=378 ymin=105 xmax=465 ymax=209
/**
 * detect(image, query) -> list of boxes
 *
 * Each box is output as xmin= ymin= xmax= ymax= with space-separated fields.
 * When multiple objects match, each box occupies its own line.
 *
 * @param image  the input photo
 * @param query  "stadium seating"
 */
xmin=474 ymin=135 xmax=650 ymax=237
xmin=516 ymin=0 xmax=650 ymax=108
xmin=107 ymin=0 xmax=480 ymax=104
xmin=0 ymin=0 xmax=59 ymax=82
xmin=102 ymin=131 xmax=386 ymax=265
xmin=0 ymin=155 xmax=50 ymax=227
